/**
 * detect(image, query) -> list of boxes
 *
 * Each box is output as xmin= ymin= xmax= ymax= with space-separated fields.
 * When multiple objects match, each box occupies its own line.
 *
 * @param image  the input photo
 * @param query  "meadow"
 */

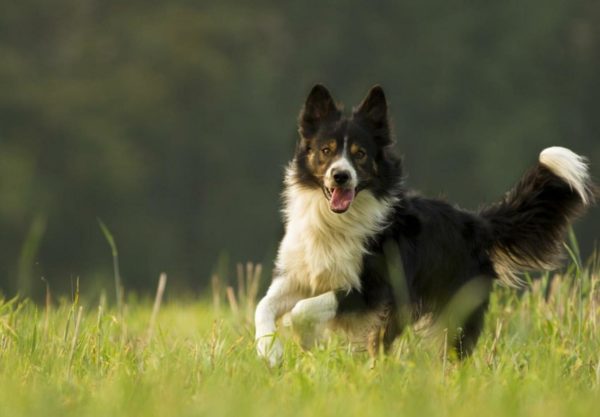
xmin=0 ymin=255 xmax=599 ymax=417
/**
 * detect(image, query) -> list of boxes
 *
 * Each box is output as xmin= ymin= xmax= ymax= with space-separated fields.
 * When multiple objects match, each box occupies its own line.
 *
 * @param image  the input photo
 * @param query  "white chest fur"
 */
xmin=275 ymin=171 xmax=394 ymax=295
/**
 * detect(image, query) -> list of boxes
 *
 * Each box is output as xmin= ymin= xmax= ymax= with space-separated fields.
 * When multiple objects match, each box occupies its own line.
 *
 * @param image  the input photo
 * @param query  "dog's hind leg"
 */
xmin=453 ymin=298 xmax=489 ymax=359
xmin=433 ymin=277 xmax=492 ymax=359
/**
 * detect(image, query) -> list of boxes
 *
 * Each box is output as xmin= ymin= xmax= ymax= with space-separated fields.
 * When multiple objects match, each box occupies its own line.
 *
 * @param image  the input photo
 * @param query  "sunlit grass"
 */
xmin=0 ymin=261 xmax=599 ymax=417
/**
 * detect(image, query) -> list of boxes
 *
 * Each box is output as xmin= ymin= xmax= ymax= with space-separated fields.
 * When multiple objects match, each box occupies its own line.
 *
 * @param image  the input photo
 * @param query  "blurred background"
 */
xmin=1 ymin=0 xmax=598 ymax=300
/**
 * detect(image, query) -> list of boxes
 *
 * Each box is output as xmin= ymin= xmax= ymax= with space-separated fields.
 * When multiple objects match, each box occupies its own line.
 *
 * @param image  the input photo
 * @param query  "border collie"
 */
xmin=255 ymin=84 xmax=595 ymax=366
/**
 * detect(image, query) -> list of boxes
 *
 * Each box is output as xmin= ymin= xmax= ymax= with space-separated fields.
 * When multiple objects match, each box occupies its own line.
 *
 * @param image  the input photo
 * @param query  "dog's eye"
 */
xmin=355 ymin=150 xmax=366 ymax=159
xmin=321 ymin=147 xmax=331 ymax=155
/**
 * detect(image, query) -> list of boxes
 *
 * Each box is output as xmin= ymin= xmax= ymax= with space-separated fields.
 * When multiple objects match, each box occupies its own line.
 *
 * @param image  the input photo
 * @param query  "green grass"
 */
xmin=0 ymin=263 xmax=599 ymax=417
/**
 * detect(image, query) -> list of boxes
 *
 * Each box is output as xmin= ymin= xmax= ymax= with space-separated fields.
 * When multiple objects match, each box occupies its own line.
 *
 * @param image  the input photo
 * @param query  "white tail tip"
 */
xmin=539 ymin=146 xmax=591 ymax=205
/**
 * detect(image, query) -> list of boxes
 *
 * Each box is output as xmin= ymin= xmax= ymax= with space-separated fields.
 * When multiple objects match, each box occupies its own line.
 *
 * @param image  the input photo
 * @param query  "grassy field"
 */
xmin=0 ymin=260 xmax=599 ymax=417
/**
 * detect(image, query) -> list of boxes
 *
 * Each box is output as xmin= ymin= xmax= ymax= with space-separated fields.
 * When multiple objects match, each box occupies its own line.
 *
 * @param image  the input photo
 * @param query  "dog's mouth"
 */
xmin=324 ymin=187 xmax=356 ymax=214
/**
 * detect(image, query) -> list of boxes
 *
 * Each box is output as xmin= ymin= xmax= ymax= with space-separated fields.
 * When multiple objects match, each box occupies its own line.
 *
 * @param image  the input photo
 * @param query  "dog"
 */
xmin=254 ymin=84 xmax=595 ymax=366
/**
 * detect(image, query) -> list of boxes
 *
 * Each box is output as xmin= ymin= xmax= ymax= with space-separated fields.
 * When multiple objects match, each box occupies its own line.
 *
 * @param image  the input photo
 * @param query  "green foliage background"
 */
xmin=0 ymin=0 xmax=598 ymax=298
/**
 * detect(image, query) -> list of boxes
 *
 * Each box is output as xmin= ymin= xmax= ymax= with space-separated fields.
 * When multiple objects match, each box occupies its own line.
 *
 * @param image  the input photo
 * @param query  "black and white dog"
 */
xmin=255 ymin=84 xmax=594 ymax=365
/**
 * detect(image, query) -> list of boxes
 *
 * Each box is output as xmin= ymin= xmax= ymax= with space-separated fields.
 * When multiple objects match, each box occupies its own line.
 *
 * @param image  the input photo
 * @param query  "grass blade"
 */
xmin=97 ymin=218 xmax=124 ymax=314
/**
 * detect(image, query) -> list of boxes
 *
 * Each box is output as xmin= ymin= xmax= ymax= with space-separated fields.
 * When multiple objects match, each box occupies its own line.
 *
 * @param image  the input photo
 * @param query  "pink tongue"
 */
xmin=330 ymin=188 xmax=355 ymax=213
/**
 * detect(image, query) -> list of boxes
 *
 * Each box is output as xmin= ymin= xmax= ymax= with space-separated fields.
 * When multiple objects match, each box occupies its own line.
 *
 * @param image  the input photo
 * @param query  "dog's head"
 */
xmin=293 ymin=84 xmax=402 ymax=213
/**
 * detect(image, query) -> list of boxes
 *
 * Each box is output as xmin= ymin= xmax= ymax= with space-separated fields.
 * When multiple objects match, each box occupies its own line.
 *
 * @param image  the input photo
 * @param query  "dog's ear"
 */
xmin=355 ymin=85 xmax=391 ymax=146
xmin=298 ymin=84 xmax=340 ymax=138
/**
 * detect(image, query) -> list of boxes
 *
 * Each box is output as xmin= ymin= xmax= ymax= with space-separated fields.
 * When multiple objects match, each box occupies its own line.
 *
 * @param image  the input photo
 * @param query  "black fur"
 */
xmin=293 ymin=85 xmax=595 ymax=357
xmin=480 ymin=165 xmax=590 ymax=271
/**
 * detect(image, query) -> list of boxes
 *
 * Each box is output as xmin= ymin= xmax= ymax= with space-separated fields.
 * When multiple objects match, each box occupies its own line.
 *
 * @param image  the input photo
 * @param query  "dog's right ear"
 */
xmin=298 ymin=84 xmax=340 ymax=138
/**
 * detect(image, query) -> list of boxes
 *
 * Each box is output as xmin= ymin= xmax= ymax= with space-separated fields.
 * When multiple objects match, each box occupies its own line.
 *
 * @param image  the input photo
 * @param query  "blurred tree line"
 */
xmin=0 ymin=0 xmax=598 ymax=299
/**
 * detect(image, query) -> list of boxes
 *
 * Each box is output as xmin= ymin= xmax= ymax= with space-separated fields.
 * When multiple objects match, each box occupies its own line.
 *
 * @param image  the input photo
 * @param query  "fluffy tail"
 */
xmin=480 ymin=147 xmax=595 ymax=285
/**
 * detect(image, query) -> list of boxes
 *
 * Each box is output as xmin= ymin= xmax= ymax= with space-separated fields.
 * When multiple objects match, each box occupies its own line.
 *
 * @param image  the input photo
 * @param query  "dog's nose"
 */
xmin=332 ymin=170 xmax=350 ymax=185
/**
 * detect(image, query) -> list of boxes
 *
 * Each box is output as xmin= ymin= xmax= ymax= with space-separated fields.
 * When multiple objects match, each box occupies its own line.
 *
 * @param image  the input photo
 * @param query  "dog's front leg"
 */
xmin=254 ymin=277 xmax=302 ymax=366
xmin=289 ymin=288 xmax=367 ymax=327
xmin=288 ymin=291 xmax=339 ymax=328
xmin=289 ymin=288 xmax=400 ymax=355
xmin=281 ymin=291 xmax=338 ymax=348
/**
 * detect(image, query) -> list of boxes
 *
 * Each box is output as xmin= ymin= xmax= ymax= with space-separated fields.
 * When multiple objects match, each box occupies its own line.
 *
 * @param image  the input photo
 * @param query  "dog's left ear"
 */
xmin=355 ymin=85 xmax=391 ymax=145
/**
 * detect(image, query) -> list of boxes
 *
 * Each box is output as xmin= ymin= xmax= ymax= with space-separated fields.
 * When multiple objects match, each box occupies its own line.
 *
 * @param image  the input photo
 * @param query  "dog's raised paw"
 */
xmin=290 ymin=294 xmax=337 ymax=327
xmin=290 ymin=299 xmax=312 ymax=325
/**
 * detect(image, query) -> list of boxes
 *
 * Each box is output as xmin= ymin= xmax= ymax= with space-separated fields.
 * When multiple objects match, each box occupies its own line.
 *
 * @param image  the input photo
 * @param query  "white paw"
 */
xmin=281 ymin=312 xmax=293 ymax=328
xmin=290 ymin=295 xmax=336 ymax=327
xmin=256 ymin=335 xmax=283 ymax=367
xmin=290 ymin=299 xmax=314 ymax=326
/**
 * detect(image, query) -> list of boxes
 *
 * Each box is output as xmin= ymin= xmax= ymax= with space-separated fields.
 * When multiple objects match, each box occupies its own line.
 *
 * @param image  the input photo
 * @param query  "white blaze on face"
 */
xmin=324 ymin=136 xmax=358 ymax=213
xmin=324 ymin=136 xmax=358 ymax=190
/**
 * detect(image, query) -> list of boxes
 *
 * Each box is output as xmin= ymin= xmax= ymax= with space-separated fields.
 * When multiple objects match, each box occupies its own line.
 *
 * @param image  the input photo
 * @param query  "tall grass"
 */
xmin=0 ymin=259 xmax=599 ymax=417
